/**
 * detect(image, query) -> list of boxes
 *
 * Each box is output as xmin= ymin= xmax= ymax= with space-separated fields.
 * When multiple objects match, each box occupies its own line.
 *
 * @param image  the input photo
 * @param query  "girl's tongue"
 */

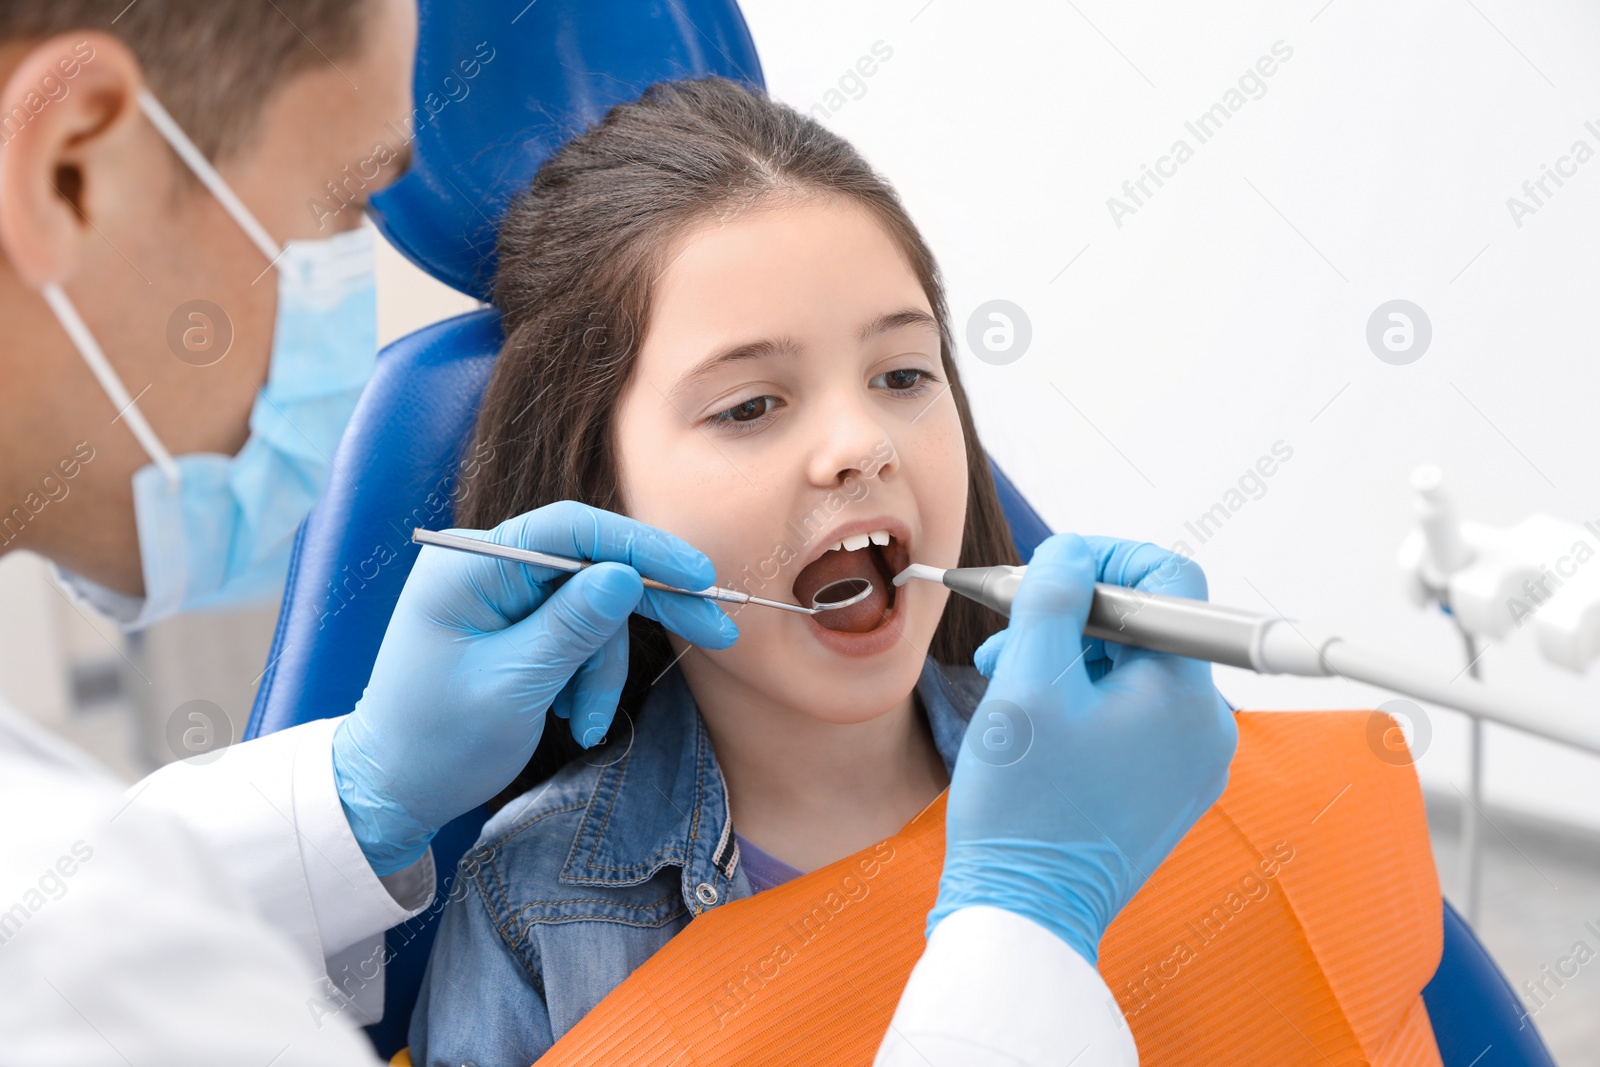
xmin=792 ymin=543 xmax=894 ymax=633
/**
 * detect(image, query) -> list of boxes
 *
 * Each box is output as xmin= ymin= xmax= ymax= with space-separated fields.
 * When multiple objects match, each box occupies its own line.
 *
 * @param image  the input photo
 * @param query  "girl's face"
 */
xmin=614 ymin=195 xmax=968 ymax=724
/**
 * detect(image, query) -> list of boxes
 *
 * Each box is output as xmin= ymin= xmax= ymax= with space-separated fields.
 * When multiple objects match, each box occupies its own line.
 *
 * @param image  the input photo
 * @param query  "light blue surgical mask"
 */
xmin=46 ymin=90 xmax=378 ymax=630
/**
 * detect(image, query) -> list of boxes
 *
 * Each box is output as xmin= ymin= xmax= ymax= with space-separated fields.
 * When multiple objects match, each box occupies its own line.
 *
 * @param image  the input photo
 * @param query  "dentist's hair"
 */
xmin=0 ymin=1 xmax=372 ymax=159
xmin=462 ymin=77 xmax=1022 ymax=797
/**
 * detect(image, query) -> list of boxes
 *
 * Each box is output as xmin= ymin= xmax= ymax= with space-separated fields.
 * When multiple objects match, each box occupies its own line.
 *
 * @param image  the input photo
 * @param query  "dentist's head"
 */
xmin=0 ymin=0 xmax=416 ymax=626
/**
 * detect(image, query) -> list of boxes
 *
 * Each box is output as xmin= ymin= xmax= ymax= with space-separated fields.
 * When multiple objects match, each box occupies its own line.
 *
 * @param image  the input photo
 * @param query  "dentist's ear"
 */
xmin=0 ymin=33 xmax=147 ymax=290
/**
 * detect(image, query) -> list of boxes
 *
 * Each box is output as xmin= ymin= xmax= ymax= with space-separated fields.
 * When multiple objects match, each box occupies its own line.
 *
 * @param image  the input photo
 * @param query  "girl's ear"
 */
xmin=0 ymin=32 xmax=147 ymax=289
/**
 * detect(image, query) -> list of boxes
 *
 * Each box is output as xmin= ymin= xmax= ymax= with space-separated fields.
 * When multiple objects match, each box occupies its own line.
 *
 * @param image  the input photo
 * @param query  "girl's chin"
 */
xmin=682 ymin=648 xmax=928 ymax=734
xmin=683 ymin=600 xmax=936 ymax=697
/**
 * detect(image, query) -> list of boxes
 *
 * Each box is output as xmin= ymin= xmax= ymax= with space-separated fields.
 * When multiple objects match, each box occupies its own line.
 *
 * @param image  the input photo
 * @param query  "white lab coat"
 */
xmin=877 ymin=906 xmax=1137 ymax=1065
xmin=0 ymin=695 xmax=1134 ymax=1066
xmin=0 ymin=699 xmax=428 ymax=1065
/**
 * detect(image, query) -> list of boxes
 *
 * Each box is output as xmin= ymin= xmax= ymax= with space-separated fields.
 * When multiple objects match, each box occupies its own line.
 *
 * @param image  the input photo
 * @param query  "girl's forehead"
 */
xmin=642 ymin=199 xmax=932 ymax=370
xmin=667 ymin=197 xmax=911 ymax=290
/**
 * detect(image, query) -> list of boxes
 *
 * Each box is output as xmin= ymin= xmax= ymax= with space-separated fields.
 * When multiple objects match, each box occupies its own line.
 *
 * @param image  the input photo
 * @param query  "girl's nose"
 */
xmin=804 ymin=392 xmax=897 ymax=489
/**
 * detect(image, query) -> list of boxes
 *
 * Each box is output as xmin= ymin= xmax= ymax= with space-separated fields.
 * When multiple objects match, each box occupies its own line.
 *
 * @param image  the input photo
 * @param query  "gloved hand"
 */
xmin=928 ymin=533 xmax=1238 ymax=965
xmin=332 ymin=501 xmax=739 ymax=875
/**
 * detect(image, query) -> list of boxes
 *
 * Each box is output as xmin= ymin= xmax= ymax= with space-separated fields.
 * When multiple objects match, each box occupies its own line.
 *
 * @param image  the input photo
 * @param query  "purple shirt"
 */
xmin=734 ymin=833 xmax=804 ymax=894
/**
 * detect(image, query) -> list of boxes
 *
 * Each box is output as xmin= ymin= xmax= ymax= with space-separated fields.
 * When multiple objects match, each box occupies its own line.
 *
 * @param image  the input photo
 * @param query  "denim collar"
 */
xmin=557 ymin=656 xmax=984 ymax=916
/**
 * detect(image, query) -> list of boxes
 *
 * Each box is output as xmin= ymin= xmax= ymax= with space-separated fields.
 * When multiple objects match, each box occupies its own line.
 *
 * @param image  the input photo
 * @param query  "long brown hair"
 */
xmin=460 ymin=77 xmax=1020 ymax=801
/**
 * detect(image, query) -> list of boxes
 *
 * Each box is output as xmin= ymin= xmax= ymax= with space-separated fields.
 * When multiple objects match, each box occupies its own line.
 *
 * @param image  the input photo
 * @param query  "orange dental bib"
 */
xmin=534 ymin=711 xmax=1444 ymax=1066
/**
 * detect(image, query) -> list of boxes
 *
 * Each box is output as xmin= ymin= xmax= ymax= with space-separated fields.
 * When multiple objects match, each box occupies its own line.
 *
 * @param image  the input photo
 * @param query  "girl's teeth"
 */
xmin=826 ymin=530 xmax=894 ymax=553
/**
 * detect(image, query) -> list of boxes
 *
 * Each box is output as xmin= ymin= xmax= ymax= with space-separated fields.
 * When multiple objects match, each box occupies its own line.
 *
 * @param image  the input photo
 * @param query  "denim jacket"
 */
xmin=410 ymin=656 xmax=986 ymax=1067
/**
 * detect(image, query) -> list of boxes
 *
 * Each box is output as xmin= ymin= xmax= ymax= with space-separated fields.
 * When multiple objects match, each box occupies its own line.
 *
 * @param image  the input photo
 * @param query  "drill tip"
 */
xmin=893 ymin=563 xmax=948 ymax=588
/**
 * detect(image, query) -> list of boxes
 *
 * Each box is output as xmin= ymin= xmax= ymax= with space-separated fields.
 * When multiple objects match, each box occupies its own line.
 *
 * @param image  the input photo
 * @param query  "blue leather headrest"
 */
xmin=369 ymin=0 xmax=765 ymax=300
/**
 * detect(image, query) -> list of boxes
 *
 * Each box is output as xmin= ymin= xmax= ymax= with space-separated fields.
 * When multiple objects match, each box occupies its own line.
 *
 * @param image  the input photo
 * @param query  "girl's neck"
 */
xmin=678 ymin=656 xmax=949 ymax=874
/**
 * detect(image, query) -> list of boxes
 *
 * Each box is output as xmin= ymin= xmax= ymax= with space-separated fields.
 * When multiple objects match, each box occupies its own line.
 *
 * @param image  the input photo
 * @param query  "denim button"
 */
xmin=695 ymin=882 xmax=719 ymax=906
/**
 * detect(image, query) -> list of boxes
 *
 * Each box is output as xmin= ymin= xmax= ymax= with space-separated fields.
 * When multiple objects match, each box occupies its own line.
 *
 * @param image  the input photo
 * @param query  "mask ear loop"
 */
xmin=45 ymin=89 xmax=292 ymax=487
xmin=40 ymin=91 xmax=291 ymax=490
xmin=41 ymin=283 xmax=181 ymax=487
xmin=136 ymin=89 xmax=283 ymax=272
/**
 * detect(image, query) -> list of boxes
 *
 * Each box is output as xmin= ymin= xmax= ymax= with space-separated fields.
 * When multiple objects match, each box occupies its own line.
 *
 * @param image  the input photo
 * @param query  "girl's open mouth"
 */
xmin=791 ymin=522 xmax=910 ymax=634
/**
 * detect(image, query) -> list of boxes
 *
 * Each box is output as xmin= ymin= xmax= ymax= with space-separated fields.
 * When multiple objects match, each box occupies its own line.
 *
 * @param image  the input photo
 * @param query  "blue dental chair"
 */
xmin=245 ymin=2 xmax=1556 ymax=1062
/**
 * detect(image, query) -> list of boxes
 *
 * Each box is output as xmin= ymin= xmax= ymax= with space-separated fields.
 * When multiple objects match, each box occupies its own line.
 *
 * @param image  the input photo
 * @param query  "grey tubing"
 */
xmin=1319 ymin=640 xmax=1600 ymax=755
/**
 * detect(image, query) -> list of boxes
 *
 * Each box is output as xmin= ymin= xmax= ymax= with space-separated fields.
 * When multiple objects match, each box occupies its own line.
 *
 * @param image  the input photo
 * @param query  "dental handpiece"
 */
xmin=892 ymin=562 xmax=1600 ymax=753
xmin=895 ymin=563 xmax=1269 ymax=671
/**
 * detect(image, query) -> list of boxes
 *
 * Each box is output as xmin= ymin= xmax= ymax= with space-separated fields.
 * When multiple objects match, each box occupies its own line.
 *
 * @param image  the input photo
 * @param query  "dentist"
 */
xmin=0 ymin=3 xmax=1234 ymax=1064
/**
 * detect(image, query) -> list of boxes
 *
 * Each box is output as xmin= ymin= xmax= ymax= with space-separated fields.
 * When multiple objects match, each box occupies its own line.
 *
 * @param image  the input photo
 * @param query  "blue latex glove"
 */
xmin=332 ymin=501 xmax=739 ymax=875
xmin=928 ymin=533 xmax=1238 ymax=965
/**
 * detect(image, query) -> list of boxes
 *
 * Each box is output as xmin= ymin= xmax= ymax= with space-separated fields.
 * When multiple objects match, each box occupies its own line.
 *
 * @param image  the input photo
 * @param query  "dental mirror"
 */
xmin=808 ymin=576 xmax=874 ymax=612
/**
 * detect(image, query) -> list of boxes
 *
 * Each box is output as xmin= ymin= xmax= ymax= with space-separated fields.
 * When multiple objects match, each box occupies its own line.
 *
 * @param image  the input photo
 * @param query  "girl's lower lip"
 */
xmin=802 ymin=584 xmax=905 ymax=658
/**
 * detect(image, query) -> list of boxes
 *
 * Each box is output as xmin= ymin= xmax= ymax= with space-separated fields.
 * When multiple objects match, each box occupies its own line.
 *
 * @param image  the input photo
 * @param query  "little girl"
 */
xmin=410 ymin=76 xmax=1022 ymax=1065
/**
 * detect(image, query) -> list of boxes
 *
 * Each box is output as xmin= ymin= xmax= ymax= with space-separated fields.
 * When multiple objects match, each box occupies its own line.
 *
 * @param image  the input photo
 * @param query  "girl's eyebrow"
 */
xmin=667 ymin=335 xmax=802 ymax=403
xmin=667 ymin=307 xmax=938 ymax=404
xmin=859 ymin=307 xmax=939 ymax=341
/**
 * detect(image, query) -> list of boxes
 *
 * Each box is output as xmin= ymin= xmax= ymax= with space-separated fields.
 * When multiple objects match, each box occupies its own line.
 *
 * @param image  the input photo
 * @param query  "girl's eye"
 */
xmin=873 ymin=367 xmax=940 ymax=393
xmin=709 ymin=395 xmax=781 ymax=430
xmin=706 ymin=367 xmax=942 ymax=434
